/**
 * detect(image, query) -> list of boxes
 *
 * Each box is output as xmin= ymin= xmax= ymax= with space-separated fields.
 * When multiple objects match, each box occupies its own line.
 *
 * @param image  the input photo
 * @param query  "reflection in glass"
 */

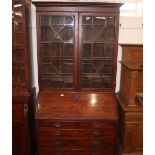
xmin=13 ymin=1 xmax=22 ymax=23
xmin=94 ymin=17 xmax=106 ymax=25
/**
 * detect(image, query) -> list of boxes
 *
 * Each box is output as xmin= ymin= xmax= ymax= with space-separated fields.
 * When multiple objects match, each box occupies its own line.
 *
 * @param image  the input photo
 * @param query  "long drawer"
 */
xmin=38 ymin=148 xmax=115 ymax=155
xmin=38 ymin=128 xmax=116 ymax=139
xmin=38 ymin=138 xmax=115 ymax=148
xmin=38 ymin=120 xmax=117 ymax=129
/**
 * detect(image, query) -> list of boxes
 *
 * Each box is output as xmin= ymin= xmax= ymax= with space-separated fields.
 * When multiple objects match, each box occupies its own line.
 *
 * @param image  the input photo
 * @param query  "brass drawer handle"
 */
xmin=24 ymin=104 xmax=28 ymax=112
xmin=91 ymin=141 xmax=100 ymax=146
xmin=93 ymin=122 xmax=101 ymax=128
xmin=55 ymin=140 xmax=62 ymax=146
xmin=54 ymin=122 xmax=62 ymax=128
xmin=55 ymin=131 xmax=62 ymax=136
xmin=93 ymin=131 xmax=101 ymax=136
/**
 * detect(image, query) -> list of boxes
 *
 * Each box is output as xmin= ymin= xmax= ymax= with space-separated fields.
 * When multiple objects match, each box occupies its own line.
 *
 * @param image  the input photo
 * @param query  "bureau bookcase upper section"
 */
xmin=33 ymin=2 xmax=122 ymax=92
xmin=12 ymin=0 xmax=31 ymax=92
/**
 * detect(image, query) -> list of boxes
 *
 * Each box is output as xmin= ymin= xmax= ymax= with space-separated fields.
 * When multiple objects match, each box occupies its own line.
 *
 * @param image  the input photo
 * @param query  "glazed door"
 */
xmin=37 ymin=13 xmax=78 ymax=90
xmin=79 ymin=13 xmax=119 ymax=91
xmin=12 ymin=0 xmax=27 ymax=90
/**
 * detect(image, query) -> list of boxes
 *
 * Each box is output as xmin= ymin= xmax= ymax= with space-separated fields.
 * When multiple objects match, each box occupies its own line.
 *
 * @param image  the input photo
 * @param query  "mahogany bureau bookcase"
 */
xmin=33 ymin=2 xmax=123 ymax=155
xmin=116 ymin=44 xmax=143 ymax=153
xmin=12 ymin=0 xmax=36 ymax=154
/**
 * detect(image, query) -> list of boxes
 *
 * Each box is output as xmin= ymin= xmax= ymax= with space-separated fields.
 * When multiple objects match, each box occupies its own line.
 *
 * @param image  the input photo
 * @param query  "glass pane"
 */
xmin=65 ymin=16 xmax=74 ymax=25
xmin=13 ymin=1 xmax=23 ymax=23
xmin=82 ymin=76 xmax=112 ymax=88
xmin=82 ymin=60 xmax=113 ymax=74
xmin=82 ymin=16 xmax=115 ymax=89
xmin=12 ymin=63 xmax=25 ymax=89
xmin=42 ymin=43 xmax=62 ymax=57
xmin=103 ymin=28 xmax=115 ymax=42
xmin=40 ymin=16 xmax=50 ymax=26
xmin=15 ymin=33 xmax=24 ymax=45
xmin=82 ymin=17 xmax=93 ymax=24
xmin=83 ymin=26 xmax=95 ymax=42
xmin=93 ymin=17 xmax=106 ymax=25
xmin=106 ymin=17 xmax=115 ymax=26
xmin=42 ymin=59 xmax=74 ymax=88
xmin=93 ymin=43 xmax=104 ymax=57
xmin=83 ymin=44 xmax=91 ymax=57
xmin=40 ymin=15 xmax=75 ymax=89
xmin=15 ymin=23 xmax=22 ymax=33
xmin=51 ymin=16 xmax=64 ymax=25
xmin=82 ymin=60 xmax=96 ymax=73
xmin=59 ymin=26 xmax=74 ymax=43
xmin=104 ymin=44 xmax=114 ymax=57
xmin=41 ymin=27 xmax=54 ymax=42
xmin=62 ymin=43 xmax=74 ymax=57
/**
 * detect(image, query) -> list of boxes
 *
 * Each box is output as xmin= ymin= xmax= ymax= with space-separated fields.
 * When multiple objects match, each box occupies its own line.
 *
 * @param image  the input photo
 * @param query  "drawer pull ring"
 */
xmin=55 ymin=131 xmax=62 ymax=136
xmin=93 ymin=131 xmax=101 ymax=136
xmin=24 ymin=104 xmax=28 ymax=112
xmin=93 ymin=122 xmax=101 ymax=128
xmin=55 ymin=141 xmax=62 ymax=146
xmin=54 ymin=122 xmax=62 ymax=128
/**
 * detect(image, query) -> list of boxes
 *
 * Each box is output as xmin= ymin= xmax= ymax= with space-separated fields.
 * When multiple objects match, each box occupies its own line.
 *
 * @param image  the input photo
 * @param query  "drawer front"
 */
xmin=38 ymin=128 xmax=116 ymax=139
xmin=38 ymin=148 xmax=115 ymax=155
xmin=38 ymin=138 xmax=115 ymax=148
xmin=38 ymin=120 xmax=116 ymax=129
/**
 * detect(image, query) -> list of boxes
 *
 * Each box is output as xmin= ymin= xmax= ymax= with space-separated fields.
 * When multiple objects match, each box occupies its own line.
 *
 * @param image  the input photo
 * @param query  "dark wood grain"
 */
xmin=116 ymin=45 xmax=143 ymax=153
xmin=12 ymin=88 xmax=36 ymax=155
xmin=33 ymin=2 xmax=122 ymax=155
xmin=36 ymin=92 xmax=118 ymax=155
xmin=120 ymin=44 xmax=143 ymax=63
xmin=12 ymin=94 xmax=31 ymax=155
xmin=12 ymin=0 xmax=35 ymax=154
xmin=36 ymin=92 xmax=117 ymax=120
xmin=117 ymin=94 xmax=143 ymax=153
xmin=37 ymin=120 xmax=117 ymax=129
xmin=118 ymin=45 xmax=143 ymax=107
xmin=38 ymin=128 xmax=116 ymax=139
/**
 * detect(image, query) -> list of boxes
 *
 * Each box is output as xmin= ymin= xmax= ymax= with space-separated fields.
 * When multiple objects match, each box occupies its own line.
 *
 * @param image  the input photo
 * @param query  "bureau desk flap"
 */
xmin=36 ymin=92 xmax=118 ymax=121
